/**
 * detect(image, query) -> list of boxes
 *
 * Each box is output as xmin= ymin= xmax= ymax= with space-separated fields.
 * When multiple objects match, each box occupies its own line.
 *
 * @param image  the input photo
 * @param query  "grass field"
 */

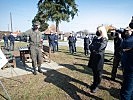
xmin=0 ymin=42 xmax=122 ymax=100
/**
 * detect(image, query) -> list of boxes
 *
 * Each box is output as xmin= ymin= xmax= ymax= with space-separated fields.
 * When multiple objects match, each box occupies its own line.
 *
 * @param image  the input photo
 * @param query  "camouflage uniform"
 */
xmin=21 ymin=22 xmax=43 ymax=74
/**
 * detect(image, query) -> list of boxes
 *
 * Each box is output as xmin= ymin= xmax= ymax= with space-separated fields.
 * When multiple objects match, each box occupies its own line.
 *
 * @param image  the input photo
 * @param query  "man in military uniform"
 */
xmin=68 ymin=33 xmax=75 ymax=54
xmin=84 ymin=34 xmax=91 ymax=55
xmin=8 ymin=32 xmax=15 ymax=51
xmin=48 ymin=30 xmax=56 ymax=53
xmin=21 ymin=21 xmax=43 ymax=75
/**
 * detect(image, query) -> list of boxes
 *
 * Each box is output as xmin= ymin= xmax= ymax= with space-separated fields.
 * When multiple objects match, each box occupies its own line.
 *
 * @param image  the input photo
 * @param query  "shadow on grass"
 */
xmin=0 ymin=94 xmax=8 ymax=100
xmin=99 ymin=85 xmax=120 ymax=99
xmin=102 ymin=75 xmax=122 ymax=85
xmin=15 ymin=57 xmax=33 ymax=72
xmin=43 ymin=70 xmax=103 ymax=100
xmin=59 ymin=64 xmax=93 ymax=76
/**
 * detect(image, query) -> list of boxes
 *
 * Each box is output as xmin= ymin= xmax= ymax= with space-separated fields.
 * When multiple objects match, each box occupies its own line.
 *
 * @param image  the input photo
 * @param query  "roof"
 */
xmin=44 ymin=24 xmax=59 ymax=34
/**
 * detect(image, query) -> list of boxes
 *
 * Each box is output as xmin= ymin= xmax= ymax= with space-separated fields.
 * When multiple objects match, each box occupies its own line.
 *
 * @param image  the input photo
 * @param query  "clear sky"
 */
xmin=0 ymin=0 xmax=133 ymax=33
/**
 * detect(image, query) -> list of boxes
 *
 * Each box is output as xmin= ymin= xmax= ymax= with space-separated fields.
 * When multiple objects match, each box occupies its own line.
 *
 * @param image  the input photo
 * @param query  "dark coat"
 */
xmin=48 ymin=34 xmax=56 ymax=46
xmin=3 ymin=35 xmax=8 ymax=42
xmin=88 ymin=36 xmax=108 ymax=70
xmin=68 ymin=36 xmax=75 ymax=45
xmin=114 ymin=36 xmax=123 ymax=58
xmin=121 ymin=36 xmax=133 ymax=68
xmin=54 ymin=34 xmax=58 ymax=44
xmin=84 ymin=37 xmax=91 ymax=50
xmin=8 ymin=34 xmax=15 ymax=42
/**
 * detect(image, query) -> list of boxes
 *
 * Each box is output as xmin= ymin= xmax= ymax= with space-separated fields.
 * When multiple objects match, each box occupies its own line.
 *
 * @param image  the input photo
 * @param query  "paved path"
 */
xmin=0 ymin=57 xmax=64 ymax=79
xmin=0 ymin=39 xmax=114 ymax=79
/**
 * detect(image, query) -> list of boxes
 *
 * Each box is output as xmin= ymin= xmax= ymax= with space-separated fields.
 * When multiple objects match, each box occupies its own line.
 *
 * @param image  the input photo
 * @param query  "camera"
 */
xmin=129 ymin=16 xmax=133 ymax=29
xmin=111 ymin=28 xmax=126 ymax=39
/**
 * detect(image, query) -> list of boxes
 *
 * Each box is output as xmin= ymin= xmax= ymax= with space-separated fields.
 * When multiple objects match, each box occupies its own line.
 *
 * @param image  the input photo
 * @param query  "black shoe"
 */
xmin=89 ymin=85 xmax=94 ymax=90
xmin=33 ymin=67 xmax=37 ymax=75
xmin=90 ymin=87 xmax=98 ymax=93
xmin=33 ymin=71 xmax=37 ymax=75
xmin=110 ymin=77 xmax=115 ymax=81
xmin=38 ymin=67 xmax=43 ymax=73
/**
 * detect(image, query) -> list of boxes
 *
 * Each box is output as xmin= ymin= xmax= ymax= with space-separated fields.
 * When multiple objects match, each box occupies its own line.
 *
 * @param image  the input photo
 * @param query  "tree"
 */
xmin=32 ymin=12 xmax=49 ymax=32
xmin=36 ymin=0 xmax=78 ymax=32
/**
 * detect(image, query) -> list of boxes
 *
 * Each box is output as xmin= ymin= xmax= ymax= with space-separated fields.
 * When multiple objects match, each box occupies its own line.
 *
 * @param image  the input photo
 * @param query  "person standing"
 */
xmin=54 ymin=32 xmax=59 ymax=52
xmin=84 ymin=34 xmax=91 ymax=55
xmin=8 ymin=32 xmax=15 ymax=51
xmin=120 ymin=27 xmax=133 ymax=100
xmin=48 ymin=30 xmax=56 ymax=53
xmin=111 ymin=33 xmax=123 ymax=81
xmin=88 ymin=26 xmax=108 ymax=93
xmin=68 ymin=33 xmax=75 ymax=54
xmin=73 ymin=35 xmax=77 ymax=53
xmin=20 ymin=21 xmax=43 ymax=75
xmin=3 ymin=33 xmax=9 ymax=50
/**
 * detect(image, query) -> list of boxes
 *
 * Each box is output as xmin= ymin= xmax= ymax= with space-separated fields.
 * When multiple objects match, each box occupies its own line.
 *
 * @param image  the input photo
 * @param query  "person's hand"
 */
xmin=123 ymin=48 xmax=131 ymax=52
xmin=41 ymin=49 xmax=44 ymax=52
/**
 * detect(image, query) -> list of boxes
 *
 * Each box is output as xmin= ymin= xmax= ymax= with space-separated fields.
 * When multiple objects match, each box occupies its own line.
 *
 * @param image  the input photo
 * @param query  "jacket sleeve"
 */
xmin=98 ymin=38 xmax=108 ymax=52
xmin=89 ymin=37 xmax=108 ymax=53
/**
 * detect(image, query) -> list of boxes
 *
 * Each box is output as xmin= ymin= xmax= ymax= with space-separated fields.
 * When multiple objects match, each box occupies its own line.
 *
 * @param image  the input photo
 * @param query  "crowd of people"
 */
xmin=3 ymin=32 xmax=15 ymax=51
xmin=2 ymin=16 xmax=133 ymax=99
xmin=48 ymin=30 xmax=58 ymax=53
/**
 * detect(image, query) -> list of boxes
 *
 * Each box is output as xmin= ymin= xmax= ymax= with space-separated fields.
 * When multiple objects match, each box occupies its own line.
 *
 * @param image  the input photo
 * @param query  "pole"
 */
xmin=8 ymin=24 xmax=10 ymax=31
xmin=10 ymin=12 xmax=13 ymax=32
xmin=0 ymin=81 xmax=11 ymax=100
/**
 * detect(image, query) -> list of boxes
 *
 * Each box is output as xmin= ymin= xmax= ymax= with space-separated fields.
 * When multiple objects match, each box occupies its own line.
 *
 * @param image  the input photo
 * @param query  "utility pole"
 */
xmin=8 ymin=24 xmax=9 ymax=31
xmin=10 ymin=12 xmax=13 ymax=32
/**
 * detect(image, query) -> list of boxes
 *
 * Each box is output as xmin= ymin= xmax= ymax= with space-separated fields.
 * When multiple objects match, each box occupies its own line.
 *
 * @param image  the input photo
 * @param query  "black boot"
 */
xmin=33 ymin=67 xmax=37 ymax=75
xmin=38 ymin=66 xmax=43 ymax=73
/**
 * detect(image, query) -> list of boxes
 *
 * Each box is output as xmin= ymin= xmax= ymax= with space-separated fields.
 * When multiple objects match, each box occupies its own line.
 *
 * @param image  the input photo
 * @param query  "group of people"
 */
xmin=68 ymin=33 xmax=77 ymax=54
xmin=3 ymin=32 xmax=15 ymax=51
xmin=68 ymin=33 xmax=92 ymax=56
xmin=87 ymin=16 xmax=133 ymax=100
xmin=48 ymin=30 xmax=58 ymax=53
xmin=14 ymin=16 xmax=133 ymax=99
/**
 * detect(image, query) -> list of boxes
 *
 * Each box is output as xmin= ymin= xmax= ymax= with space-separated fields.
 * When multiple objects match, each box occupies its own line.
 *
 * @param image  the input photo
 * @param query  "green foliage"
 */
xmin=36 ymin=0 xmax=78 ymax=31
xmin=32 ymin=13 xmax=49 ymax=32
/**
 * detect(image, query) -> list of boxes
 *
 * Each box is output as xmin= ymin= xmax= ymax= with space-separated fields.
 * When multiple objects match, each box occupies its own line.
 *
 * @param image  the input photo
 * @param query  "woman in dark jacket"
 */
xmin=88 ymin=26 xmax=108 ymax=93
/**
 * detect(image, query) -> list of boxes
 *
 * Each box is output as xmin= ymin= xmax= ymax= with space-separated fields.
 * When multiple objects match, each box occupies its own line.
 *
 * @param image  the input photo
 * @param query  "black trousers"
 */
xmin=91 ymin=68 xmax=102 ymax=89
xmin=111 ymin=55 xmax=121 ymax=79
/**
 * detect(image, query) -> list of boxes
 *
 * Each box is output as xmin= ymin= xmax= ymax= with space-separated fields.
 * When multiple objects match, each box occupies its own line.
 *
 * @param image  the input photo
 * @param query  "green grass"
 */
xmin=0 ymin=42 xmax=122 ymax=100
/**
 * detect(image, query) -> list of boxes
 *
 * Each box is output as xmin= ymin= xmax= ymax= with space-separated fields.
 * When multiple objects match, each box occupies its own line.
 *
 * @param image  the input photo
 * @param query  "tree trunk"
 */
xmin=56 ymin=21 xmax=59 ymax=32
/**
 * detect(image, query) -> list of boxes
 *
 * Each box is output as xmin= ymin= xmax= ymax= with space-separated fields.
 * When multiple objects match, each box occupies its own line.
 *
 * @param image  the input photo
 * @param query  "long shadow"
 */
xmin=59 ymin=64 xmax=93 ymax=76
xmin=102 ymin=68 xmax=123 ymax=82
xmin=15 ymin=57 xmax=33 ymax=72
xmin=104 ymin=58 xmax=113 ymax=65
xmin=75 ymin=57 xmax=89 ymax=61
xmin=0 ymin=94 xmax=8 ymax=100
xmin=102 ymin=75 xmax=122 ymax=85
xmin=104 ymin=52 xmax=114 ymax=58
xmin=43 ymin=70 xmax=103 ymax=100
xmin=99 ymin=85 xmax=120 ymax=99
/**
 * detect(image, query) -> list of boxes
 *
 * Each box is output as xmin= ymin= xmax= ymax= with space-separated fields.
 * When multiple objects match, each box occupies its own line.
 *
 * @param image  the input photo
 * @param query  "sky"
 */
xmin=0 ymin=0 xmax=133 ymax=33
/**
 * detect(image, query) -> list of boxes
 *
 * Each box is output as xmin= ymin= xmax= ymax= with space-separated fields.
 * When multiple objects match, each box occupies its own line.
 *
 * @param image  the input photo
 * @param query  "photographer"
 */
xmin=120 ymin=26 xmax=133 ymax=100
xmin=111 ymin=31 xmax=123 ymax=81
